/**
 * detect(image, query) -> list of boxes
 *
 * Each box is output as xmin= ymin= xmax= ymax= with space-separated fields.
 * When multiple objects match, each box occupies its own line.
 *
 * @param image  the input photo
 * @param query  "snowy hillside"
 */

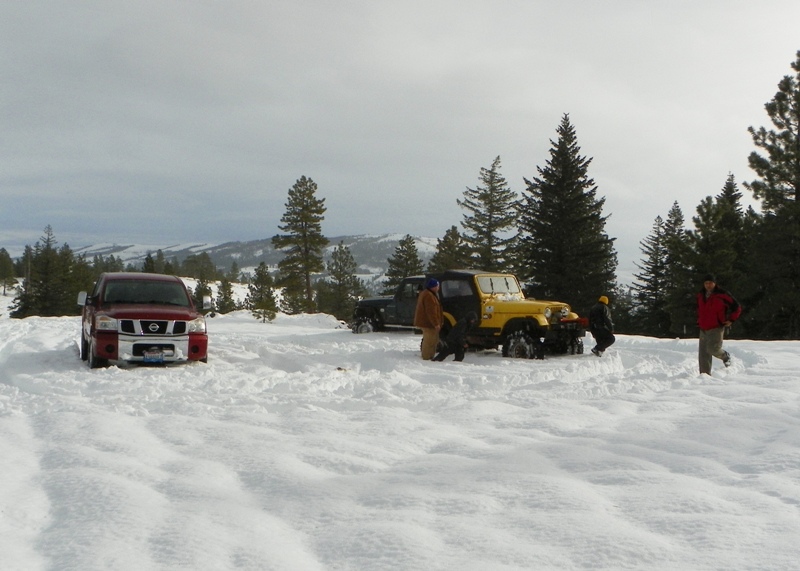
xmin=2 ymin=291 xmax=800 ymax=570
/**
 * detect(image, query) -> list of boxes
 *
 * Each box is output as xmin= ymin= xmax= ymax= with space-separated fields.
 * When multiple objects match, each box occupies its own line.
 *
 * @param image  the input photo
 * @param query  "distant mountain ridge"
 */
xmin=73 ymin=234 xmax=438 ymax=289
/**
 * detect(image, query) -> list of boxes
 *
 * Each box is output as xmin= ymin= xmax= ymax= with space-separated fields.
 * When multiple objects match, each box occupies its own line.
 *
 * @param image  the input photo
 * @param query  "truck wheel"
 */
xmin=504 ymin=331 xmax=538 ymax=359
xmin=80 ymin=331 xmax=89 ymax=361
xmin=88 ymin=339 xmax=109 ymax=369
xmin=353 ymin=319 xmax=374 ymax=334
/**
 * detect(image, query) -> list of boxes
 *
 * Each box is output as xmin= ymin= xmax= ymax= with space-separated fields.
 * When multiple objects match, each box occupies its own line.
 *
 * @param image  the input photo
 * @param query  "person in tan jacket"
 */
xmin=414 ymin=278 xmax=443 ymax=360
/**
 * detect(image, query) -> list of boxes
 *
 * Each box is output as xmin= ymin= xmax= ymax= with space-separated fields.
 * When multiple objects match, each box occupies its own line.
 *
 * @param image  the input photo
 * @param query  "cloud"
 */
xmin=1 ymin=0 xmax=798 ymax=278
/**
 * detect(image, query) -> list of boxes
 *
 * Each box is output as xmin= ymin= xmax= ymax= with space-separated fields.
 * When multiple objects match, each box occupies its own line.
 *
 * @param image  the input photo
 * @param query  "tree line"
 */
xmin=3 ymin=51 xmax=799 ymax=338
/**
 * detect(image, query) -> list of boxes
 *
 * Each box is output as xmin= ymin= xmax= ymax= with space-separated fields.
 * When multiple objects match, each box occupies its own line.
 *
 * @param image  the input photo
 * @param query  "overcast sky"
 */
xmin=2 ymin=1 xmax=798 ymax=278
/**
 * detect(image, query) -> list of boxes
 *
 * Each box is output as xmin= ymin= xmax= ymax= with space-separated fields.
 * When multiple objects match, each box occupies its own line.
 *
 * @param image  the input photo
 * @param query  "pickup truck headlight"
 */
xmin=95 ymin=315 xmax=118 ymax=331
xmin=544 ymin=308 xmax=552 ymax=319
xmin=187 ymin=316 xmax=207 ymax=334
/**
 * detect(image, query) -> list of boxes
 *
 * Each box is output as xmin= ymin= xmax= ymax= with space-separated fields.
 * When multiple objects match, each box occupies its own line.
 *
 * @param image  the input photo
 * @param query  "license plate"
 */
xmin=143 ymin=350 xmax=164 ymax=363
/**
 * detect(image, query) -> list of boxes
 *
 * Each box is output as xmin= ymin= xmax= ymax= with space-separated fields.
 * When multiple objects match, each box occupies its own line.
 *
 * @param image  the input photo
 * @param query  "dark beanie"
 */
xmin=703 ymin=274 xmax=716 ymax=282
xmin=425 ymin=278 xmax=439 ymax=289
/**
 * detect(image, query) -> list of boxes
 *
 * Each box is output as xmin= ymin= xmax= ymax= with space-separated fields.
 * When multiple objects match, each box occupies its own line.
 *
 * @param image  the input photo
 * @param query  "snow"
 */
xmin=2 ymin=291 xmax=800 ymax=570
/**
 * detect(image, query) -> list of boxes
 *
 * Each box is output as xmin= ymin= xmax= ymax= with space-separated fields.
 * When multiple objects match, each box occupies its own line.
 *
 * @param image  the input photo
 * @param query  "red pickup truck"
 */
xmin=78 ymin=272 xmax=210 ymax=368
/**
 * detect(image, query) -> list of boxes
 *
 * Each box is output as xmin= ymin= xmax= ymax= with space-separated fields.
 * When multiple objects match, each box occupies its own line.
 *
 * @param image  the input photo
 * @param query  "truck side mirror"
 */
xmin=77 ymin=291 xmax=88 ymax=306
xmin=202 ymin=295 xmax=213 ymax=310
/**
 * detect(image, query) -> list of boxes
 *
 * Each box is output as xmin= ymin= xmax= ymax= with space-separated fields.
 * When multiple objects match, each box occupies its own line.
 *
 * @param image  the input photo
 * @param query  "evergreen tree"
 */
xmin=745 ymin=50 xmax=800 ymax=214
xmin=662 ymin=202 xmax=696 ymax=337
xmin=632 ymin=216 xmax=671 ymax=336
xmin=215 ymin=276 xmax=238 ymax=314
xmin=272 ymin=176 xmax=328 ymax=314
xmin=427 ymin=226 xmax=471 ymax=273
xmin=315 ymin=242 xmax=367 ymax=321
xmin=517 ymin=114 xmax=617 ymax=314
xmin=383 ymin=235 xmax=424 ymax=294
xmin=228 ymin=260 xmax=240 ymax=282
xmin=142 ymin=253 xmax=156 ymax=273
xmin=246 ymin=262 xmax=278 ymax=322
xmin=0 ymin=248 xmax=15 ymax=296
xmin=688 ymin=174 xmax=748 ymax=287
xmin=191 ymin=279 xmax=213 ymax=314
xmin=743 ymin=50 xmax=800 ymax=337
xmin=164 ymin=257 xmax=177 ymax=275
xmin=458 ymin=156 xmax=518 ymax=271
xmin=608 ymin=283 xmax=637 ymax=334
xmin=11 ymin=226 xmax=76 ymax=317
xmin=182 ymin=252 xmax=217 ymax=281
xmin=154 ymin=250 xmax=166 ymax=274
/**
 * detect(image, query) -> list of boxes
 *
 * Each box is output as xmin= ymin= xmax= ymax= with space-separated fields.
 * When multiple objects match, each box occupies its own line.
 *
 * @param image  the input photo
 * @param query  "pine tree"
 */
xmin=154 ymin=250 xmax=166 ymax=274
xmin=228 ymin=261 xmax=240 ymax=282
xmin=688 ymin=174 xmax=748 ymax=286
xmin=182 ymin=252 xmax=217 ymax=281
xmin=427 ymin=226 xmax=471 ymax=273
xmin=458 ymin=156 xmax=518 ymax=271
xmin=215 ymin=277 xmax=238 ymax=314
xmin=745 ymin=50 xmax=800 ymax=214
xmin=143 ymin=253 xmax=156 ymax=273
xmin=246 ymin=262 xmax=278 ymax=322
xmin=191 ymin=279 xmax=213 ymax=314
xmin=517 ymin=114 xmax=617 ymax=314
xmin=11 ymin=226 xmax=76 ymax=317
xmin=0 ymin=248 xmax=15 ymax=296
xmin=383 ymin=235 xmax=424 ymax=294
xmin=272 ymin=176 xmax=328 ymax=314
xmin=315 ymin=242 xmax=367 ymax=321
xmin=743 ymin=50 xmax=800 ymax=337
xmin=662 ymin=202 xmax=696 ymax=337
xmin=632 ymin=216 xmax=671 ymax=336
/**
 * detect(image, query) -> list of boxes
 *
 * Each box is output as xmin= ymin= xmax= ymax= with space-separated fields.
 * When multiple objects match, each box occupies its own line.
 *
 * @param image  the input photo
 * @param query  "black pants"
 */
xmin=591 ymin=328 xmax=615 ymax=352
xmin=433 ymin=341 xmax=465 ymax=362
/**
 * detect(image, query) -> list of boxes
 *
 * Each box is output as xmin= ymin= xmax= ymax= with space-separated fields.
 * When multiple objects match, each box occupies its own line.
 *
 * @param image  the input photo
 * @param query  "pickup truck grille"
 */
xmin=119 ymin=319 xmax=187 ymax=335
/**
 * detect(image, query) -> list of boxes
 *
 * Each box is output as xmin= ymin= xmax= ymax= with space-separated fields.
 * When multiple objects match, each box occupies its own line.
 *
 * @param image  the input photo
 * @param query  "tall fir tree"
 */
xmin=272 ymin=176 xmax=328 ymax=314
xmin=315 ymin=242 xmax=367 ymax=321
xmin=191 ymin=279 xmax=213 ymax=314
xmin=632 ymin=216 xmax=671 ymax=336
xmin=458 ymin=156 xmax=518 ymax=271
xmin=383 ymin=235 xmax=424 ymax=294
xmin=743 ymin=50 xmax=800 ymax=338
xmin=11 ymin=226 xmax=77 ymax=317
xmin=517 ymin=114 xmax=617 ymax=314
xmin=215 ymin=276 xmax=238 ymax=314
xmin=662 ymin=202 xmax=696 ymax=337
xmin=246 ymin=262 xmax=278 ymax=322
xmin=0 ymin=247 xmax=15 ymax=296
xmin=427 ymin=226 xmax=471 ymax=272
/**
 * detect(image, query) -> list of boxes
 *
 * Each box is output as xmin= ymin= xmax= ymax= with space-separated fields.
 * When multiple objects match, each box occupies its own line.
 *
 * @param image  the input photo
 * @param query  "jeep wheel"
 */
xmin=353 ymin=319 xmax=374 ymax=334
xmin=504 ymin=331 xmax=542 ymax=359
xmin=569 ymin=337 xmax=584 ymax=355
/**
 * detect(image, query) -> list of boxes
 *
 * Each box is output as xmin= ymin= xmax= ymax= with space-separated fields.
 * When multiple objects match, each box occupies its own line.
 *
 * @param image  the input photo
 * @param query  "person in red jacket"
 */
xmin=696 ymin=274 xmax=741 ymax=375
xmin=414 ymin=278 xmax=444 ymax=360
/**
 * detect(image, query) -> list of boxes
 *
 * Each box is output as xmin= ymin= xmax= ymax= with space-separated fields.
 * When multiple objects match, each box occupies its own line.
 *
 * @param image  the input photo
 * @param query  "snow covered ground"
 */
xmin=2 ymin=292 xmax=800 ymax=570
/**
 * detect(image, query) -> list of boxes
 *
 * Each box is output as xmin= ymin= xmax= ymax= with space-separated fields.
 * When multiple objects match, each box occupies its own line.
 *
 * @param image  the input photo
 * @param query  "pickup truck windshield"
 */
xmin=476 ymin=275 xmax=522 ymax=296
xmin=103 ymin=281 xmax=191 ymax=307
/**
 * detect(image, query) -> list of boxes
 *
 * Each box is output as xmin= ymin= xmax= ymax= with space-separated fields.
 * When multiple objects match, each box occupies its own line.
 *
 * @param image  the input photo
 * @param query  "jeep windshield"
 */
xmin=103 ymin=280 xmax=191 ymax=307
xmin=476 ymin=275 xmax=522 ymax=296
